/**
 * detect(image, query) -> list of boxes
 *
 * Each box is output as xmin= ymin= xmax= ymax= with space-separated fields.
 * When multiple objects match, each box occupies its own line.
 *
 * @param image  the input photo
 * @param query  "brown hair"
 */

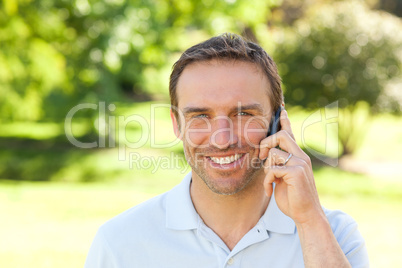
xmin=169 ymin=33 xmax=283 ymax=119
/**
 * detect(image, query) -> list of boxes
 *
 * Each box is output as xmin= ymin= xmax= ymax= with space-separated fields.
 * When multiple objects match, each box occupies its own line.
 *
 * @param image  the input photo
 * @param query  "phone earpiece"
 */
xmin=267 ymin=106 xmax=283 ymax=137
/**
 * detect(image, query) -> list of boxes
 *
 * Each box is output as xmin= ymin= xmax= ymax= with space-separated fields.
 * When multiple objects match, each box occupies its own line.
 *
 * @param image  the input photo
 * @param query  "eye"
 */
xmin=237 ymin=111 xmax=251 ymax=116
xmin=194 ymin=114 xmax=208 ymax=118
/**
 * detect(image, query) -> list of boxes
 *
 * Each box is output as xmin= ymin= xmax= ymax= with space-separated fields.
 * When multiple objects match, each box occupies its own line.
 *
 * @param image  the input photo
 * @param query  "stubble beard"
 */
xmin=184 ymin=143 xmax=264 ymax=196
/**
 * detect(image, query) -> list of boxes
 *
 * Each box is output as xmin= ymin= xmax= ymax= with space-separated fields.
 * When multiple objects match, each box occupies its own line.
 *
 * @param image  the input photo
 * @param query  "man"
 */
xmin=85 ymin=33 xmax=369 ymax=267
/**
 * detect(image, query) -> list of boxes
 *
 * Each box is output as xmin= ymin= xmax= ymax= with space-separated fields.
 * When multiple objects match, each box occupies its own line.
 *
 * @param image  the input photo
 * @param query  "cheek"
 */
xmin=185 ymin=131 xmax=208 ymax=147
xmin=183 ymin=121 xmax=211 ymax=147
xmin=241 ymin=122 xmax=267 ymax=147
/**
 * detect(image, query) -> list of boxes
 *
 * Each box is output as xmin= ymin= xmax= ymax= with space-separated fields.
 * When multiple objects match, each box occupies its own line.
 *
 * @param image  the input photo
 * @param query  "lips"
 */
xmin=208 ymin=153 xmax=244 ymax=164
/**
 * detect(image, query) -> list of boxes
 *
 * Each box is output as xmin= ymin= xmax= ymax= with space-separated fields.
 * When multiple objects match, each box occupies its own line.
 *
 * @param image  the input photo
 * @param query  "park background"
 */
xmin=1 ymin=0 xmax=402 ymax=267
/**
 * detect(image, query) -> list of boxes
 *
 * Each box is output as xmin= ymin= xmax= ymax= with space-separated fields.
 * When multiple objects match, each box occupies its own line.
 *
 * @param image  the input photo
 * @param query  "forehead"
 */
xmin=176 ymin=60 xmax=272 ymax=112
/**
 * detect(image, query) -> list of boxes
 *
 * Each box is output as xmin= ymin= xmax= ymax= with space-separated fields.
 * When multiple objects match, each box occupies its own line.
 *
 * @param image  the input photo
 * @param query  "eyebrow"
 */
xmin=235 ymin=104 xmax=264 ymax=114
xmin=182 ymin=107 xmax=212 ymax=114
xmin=182 ymin=103 xmax=265 ymax=115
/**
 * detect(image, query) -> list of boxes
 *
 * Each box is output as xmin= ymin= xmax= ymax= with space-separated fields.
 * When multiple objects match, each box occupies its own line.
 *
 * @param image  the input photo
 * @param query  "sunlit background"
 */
xmin=1 ymin=0 xmax=401 ymax=267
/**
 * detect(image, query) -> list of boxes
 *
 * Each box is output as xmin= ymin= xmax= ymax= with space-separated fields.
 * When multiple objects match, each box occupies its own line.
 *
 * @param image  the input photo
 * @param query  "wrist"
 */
xmin=295 ymin=210 xmax=351 ymax=268
xmin=295 ymin=209 xmax=330 ymax=232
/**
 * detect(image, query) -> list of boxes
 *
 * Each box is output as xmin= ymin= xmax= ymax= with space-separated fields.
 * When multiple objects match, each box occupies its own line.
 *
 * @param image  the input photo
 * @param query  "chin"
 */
xmin=200 ymin=169 xmax=259 ymax=196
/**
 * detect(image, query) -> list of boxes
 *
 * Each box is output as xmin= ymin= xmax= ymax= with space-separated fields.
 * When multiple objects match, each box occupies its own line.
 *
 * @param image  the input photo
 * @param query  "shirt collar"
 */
xmin=166 ymin=172 xmax=296 ymax=234
xmin=166 ymin=172 xmax=199 ymax=230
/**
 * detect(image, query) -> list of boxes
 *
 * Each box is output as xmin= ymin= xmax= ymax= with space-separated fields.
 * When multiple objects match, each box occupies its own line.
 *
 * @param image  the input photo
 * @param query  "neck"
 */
xmin=190 ymin=172 xmax=269 ymax=251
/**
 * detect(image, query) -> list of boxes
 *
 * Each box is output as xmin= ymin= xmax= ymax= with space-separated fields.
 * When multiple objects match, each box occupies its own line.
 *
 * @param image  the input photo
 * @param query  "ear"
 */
xmin=170 ymin=109 xmax=182 ymax=140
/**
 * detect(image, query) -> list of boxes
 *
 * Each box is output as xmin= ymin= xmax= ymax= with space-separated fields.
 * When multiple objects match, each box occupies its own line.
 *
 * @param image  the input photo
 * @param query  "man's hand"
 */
xmin=259 ymin=109 xmax=323 ymax=225
xmin=259 ymin=110 xmax=351 ymax=267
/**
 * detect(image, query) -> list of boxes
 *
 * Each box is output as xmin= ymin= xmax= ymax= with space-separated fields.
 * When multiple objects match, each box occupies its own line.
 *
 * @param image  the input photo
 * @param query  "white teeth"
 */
xmin=230 ymin=155 xmax=235 ymax=162
xmin=210 ymin=154 xmax=242 ymax=164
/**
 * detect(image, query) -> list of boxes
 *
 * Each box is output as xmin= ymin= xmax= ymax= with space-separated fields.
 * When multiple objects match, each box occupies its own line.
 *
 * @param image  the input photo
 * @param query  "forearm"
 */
xmin=296 ymin=212 xmax=351 ymax=268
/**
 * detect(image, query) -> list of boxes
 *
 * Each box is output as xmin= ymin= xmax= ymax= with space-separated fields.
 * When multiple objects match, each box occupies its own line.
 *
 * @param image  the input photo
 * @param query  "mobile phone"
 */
xmin=267 ymin=106 xmax=283 ymax=137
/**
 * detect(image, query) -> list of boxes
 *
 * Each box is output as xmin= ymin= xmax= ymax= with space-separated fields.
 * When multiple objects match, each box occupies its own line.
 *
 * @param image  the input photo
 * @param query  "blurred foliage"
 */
xmin=273 ymin=1 xmax=402 ymax=154
xmin=1 ymin=0 xmax=402 ymax=180
xmin=275 ymin=1 xmax=402 ymax=112
xmin=0 ymin=0 xmax=278 ymax=122
xmin=0 ymin=0 xmax=277 ymax=181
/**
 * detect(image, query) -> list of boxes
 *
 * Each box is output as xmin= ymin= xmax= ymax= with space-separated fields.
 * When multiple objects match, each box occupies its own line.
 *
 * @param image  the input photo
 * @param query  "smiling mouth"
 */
xmin=207 ymin=153 xmax=245 ymax=165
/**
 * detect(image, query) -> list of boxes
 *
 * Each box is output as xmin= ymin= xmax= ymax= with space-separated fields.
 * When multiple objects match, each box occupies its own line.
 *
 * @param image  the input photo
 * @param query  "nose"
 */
xmin=210 ymin=116 xmax=238 ymax=149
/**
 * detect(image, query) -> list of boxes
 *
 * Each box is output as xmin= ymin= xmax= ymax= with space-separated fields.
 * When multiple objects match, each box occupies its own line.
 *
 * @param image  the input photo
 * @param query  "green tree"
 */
xmin=274 ymin=1 xmax=402 ymax=155
xmin=0 ymin=0 xmax=279 ymax=123
xmin=0 ymin=0 xmax=281 ymax=181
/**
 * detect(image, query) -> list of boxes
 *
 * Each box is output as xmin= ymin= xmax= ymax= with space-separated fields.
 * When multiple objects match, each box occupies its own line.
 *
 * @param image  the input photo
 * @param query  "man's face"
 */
xmin=173 ymin=60 xmax=272 ymax=195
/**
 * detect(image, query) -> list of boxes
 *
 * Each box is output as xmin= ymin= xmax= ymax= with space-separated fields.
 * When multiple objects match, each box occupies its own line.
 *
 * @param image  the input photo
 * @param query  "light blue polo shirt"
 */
xmin=85 ymin=172 xmax=369 ymax=268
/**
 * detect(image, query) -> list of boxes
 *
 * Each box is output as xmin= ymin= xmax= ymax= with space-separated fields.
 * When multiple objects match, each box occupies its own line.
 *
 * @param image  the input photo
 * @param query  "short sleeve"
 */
xmin=326 ymin=209 xmax=370 ymax=268
xmin=84 ymin=228 xmax=116 ymax=268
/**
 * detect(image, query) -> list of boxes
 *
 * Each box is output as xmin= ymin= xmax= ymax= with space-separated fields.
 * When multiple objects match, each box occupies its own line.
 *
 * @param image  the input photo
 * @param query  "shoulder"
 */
xmin=85 ymin=174 xmax=195 ymax=267
xmin=323 ymin=207 xmax=369 ymax=267
xmin=323 ymin=208 xmax=357 ymax=234
xmin=99 ymin=192 xmax=168 ymax=240
xmin=323 ymin=207 xmax=362 ymax=244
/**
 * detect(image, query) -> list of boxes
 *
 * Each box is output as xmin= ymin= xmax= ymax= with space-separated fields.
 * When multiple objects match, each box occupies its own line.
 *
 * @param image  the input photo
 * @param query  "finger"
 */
xmin=264 ymin=151 xmax=313 ymax=179
xmin=264 ymin=166 xmax=287 ymax=188
xmin=259 ymin=146 xmax=269 ymax=161
xmin=263 ymin=177 xmax=274 ymax=198
xmin=264 ymin=148 xmax=299 ymax=167
xmin=280 ymin=110 xmax=296 ymax=141
xmin=263 ymin=166 xmax=293 ymax=196
xmin=259 ymin=130 xmax=305 ymax=160
xmin=259 ymin=108 xmax=292 ymax=160
xmin=264 ymin=165 xmax=307 ymax=186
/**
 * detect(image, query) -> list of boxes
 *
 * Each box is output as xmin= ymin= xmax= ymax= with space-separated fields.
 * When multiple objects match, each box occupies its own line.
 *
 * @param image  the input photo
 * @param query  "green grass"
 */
xmin=288 ymin=106 xmax=402 ymax=160
xmin=0 ymin=182 xmax=153 ymax=268
xmin=0 ymin=172 xmax=183 ymax=268
xmin=315 ymin=170 xmax=402 ymax=267
xmin=0 ymin=168 xmax=401 ymax=268
xmin=1 ymin=103 xmax=401 ymax=267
